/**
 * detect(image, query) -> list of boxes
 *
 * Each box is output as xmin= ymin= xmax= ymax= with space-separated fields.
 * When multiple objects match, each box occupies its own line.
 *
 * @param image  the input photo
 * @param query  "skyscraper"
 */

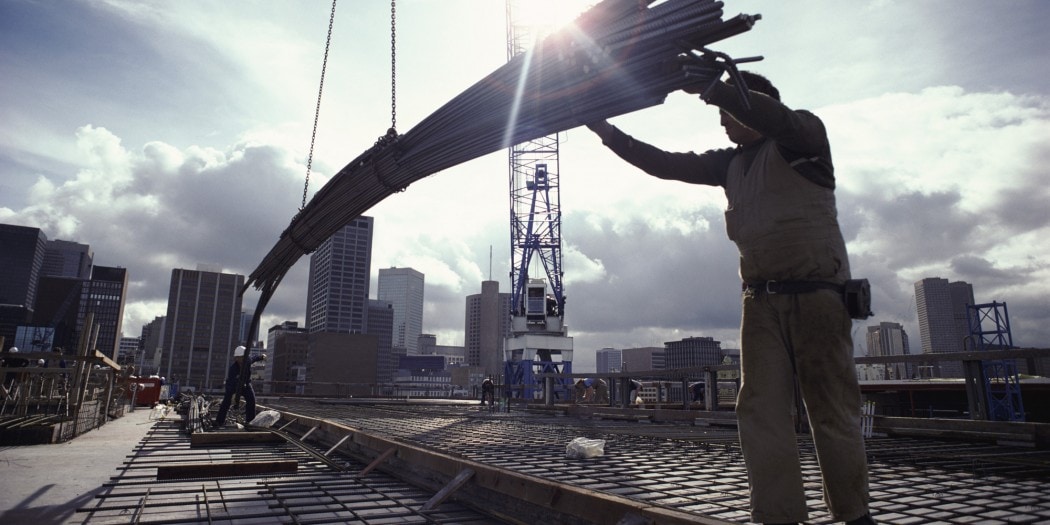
xmin=139 ymin=316 xmax=166 ymax=375
xmin=596 ymin=348 xmax=623 ymax=374
xmin=305 ymin=217 xmax=373 ymax=334
xmin=915 ymin=277 xmax=975 ymax=377
xmin=0 ymin=224 xmax=46 ymax=309
xmin=465 ymin=280 xmax=512 ymax=375
xmin=76 ymin=265 xmax=128 ymax=359
xmin=865 ymin=321 xmax=911 ymax=379
xmin=368 ymin=299 xmax=395 ymax=385
xmin=378 ymin=267 xmax=424 ymax=355
xmin=161 ymin=266 xmax=244 ymax=391
xmin=0 ymin=224 xmax=47 ymax=350
xmin=42 ymin=239 xmax=93 ymax=279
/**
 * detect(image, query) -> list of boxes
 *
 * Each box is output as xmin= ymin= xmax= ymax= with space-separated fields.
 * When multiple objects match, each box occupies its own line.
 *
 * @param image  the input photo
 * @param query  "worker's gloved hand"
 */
xmin=673 ymin=50 xmax=728 ymax=99
xmin=679 ymin=65 xmax=723 ymax=98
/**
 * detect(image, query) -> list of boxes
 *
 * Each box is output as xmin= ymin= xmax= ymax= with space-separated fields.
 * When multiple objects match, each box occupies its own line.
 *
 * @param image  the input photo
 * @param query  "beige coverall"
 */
xmin=592 ymin=81 xmax=871 ymax=523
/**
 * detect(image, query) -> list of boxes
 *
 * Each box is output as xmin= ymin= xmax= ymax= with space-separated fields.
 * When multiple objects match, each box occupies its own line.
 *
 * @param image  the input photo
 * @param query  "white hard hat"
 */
xmin=10 ymin=347 xmax=18 ymax=352
xmin=233 ymin=345 xmax=246 ymax=357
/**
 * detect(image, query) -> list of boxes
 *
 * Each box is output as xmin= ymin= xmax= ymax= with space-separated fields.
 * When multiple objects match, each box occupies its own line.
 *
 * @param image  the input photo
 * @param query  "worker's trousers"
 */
xmin=214 ymin=382 xmax=256 ymax=427
xmin=736 ymin=288 xmax=870 ymax=524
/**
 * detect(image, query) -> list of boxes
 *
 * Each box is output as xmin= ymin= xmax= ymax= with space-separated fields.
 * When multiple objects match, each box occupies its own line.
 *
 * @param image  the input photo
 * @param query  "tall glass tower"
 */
xmin=377 ymin=267 xmax=424 ymax=355
xmin=305 ymin=216 xmax=374 ymax=334
xmin=915 ymin=277 xmax=975 ymax=377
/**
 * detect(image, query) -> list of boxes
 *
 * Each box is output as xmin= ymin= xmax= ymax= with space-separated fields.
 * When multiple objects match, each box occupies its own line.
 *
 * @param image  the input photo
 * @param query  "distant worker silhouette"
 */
xmin=214 ymin=345 xmax=266 ymax=427
xmin=480 ymin=377 xmax=495 ymax=406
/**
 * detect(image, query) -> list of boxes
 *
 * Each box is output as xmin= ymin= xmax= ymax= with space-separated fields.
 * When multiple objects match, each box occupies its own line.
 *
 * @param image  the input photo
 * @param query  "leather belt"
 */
xmin=743 ymin=280 xmax=844 ymax=295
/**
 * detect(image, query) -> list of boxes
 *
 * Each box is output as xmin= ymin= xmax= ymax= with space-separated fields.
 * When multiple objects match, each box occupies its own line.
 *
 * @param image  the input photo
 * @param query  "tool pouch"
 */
xmin=843 ymin=279 xmax=873 ymax=319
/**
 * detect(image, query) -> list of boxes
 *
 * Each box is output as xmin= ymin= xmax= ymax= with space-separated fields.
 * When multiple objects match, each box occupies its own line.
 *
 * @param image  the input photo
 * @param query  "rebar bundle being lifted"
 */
xmin=241 ymin=0 xmax=761 ymax=327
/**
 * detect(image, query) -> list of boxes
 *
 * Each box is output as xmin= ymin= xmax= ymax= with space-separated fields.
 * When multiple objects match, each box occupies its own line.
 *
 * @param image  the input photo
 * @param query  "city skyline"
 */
xmin=1 ymin=218 xmax=1040 ymax=373
xmin=1 ymin=2 xmax=1048 ymax=372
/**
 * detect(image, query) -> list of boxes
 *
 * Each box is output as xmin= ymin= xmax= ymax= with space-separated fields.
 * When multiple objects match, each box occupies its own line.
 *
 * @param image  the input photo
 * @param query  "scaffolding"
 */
xmin=965 ymin=301 xmax=1025 ymax=422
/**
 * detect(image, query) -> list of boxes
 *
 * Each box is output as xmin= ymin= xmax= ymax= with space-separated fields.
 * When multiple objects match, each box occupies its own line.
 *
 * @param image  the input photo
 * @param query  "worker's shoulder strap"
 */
xmin=777 ymin=144 xmax=835 ymax=189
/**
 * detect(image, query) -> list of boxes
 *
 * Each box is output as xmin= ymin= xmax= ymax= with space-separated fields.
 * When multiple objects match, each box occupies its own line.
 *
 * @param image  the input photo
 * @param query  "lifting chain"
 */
xmin=302 ymin=0 xmax=339 ymax=211
xmin=390 ymin=0 xmax=397 ymax=133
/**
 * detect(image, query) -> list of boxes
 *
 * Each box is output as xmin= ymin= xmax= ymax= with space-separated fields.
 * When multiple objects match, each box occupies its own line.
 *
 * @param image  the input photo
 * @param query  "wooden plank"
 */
xmin=190 ymin=431 xmax=284 ymax=447
xmin=359 ymin=447 xmax=397 ymax=477
xmin=421 ymin=468 xmax=474 ymax=512
xmin=157 ymin=460 xmax=297 ymax=480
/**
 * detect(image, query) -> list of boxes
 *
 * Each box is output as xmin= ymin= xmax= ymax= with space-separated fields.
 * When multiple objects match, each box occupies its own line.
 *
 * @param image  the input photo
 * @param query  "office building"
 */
xmin=268 ymin=321 xmax=310 ymax=395
xmin=161 ymin=266 xmax=245 ymax=391
xmin=118 ymin=336 xmax=140 ymax=366
xmin=464 ymin=280 xmax=512 ymax=375
xmin=596 ymin=348 xmax=623 ymax=374
xmin=139 ymin=316 xmax=166 ymax=375
xmin=368 ymin=300 xmax=395 ymax=386
xmin=240 ymin=309 xmax=259 ymax=346
xmin=0 ymin=224 xmax=46 ymax=309
xmin=0 ymin=224 xmax=47 ymax=349
xmin=76 ymin=265 xmax=128 ymax=360
xmin=306 ymin=332 xmax=379 ymax=397
xmin=621 ymin=346 xmax=665 ymax=373
xmin=378 ymin=267 xmax=424 ymax=354
xmin=866 ymin=322 xmax=911 ymax=379
xmin=665 ymin=336 xmax=722 ymax=369
xmin=915 ymin=277 xmax=975 ymax=377
xmin=418 ymin=333 xmax=466 ymax=366
xmin=25 ymin=276 xmax=83 ymax=353
xmin=42 ymin=239 xmax=93 ymax=279
xmin=305 ymin=216 xmax=374 ymax=334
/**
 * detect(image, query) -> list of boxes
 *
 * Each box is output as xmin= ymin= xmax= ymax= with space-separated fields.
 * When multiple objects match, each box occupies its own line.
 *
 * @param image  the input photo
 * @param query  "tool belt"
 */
xmin=744 ymin=279 xmax=873 ymax=319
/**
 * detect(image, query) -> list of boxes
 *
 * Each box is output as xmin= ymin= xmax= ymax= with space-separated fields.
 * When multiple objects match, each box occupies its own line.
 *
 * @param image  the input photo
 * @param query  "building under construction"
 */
xmin=2 ymin=345 xmax=1050 ymax=524
xmin=4 ymin=2 xmax=1050 ymax=523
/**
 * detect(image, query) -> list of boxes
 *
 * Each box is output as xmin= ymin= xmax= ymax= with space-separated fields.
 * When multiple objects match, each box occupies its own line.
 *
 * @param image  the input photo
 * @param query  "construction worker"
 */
xmin=574 ymin=378 xmax=593 ymax=403
xmin=214 ymin=345 xmax=266 ymax=427
xmin=2 ymin=347 xmax=29 ymax=398
xmin=480 ymin=377 xmax=495 ymax=406
xmin=593 ymin=378 xmax=610 ymax=404
xmin=587 ymin=71 xmax=875 ymax=524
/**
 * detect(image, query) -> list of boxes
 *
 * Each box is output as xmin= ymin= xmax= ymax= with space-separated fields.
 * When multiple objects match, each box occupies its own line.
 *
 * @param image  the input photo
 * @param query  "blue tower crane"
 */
xmin=503 ymin=0 xmax=574 ymax=401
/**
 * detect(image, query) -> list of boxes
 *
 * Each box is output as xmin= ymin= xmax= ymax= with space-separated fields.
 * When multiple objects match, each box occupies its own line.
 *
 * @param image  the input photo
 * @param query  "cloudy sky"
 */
xmin=2 ymin=0 xmax=1047 ymax=372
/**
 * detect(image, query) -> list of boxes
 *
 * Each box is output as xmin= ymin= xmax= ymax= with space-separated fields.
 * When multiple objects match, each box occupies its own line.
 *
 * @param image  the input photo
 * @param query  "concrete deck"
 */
xmin=0 ymin=407 xmax=161 ymax=525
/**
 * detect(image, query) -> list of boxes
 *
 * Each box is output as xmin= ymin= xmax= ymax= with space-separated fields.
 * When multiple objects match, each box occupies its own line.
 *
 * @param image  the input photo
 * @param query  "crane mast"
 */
xmin=503 ymin=0 xmax=573 ymax=401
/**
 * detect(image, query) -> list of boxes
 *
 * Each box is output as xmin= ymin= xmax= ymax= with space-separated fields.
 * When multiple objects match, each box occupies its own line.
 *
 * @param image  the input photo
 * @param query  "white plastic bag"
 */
xmin=565 ymin=437 xmax=605 ymax=459
xmin=249 ymin=410 xmax=281 ymax=428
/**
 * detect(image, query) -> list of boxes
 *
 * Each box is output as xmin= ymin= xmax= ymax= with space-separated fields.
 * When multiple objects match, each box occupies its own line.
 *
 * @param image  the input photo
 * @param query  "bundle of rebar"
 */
xmin=241 ymin=0 xmax=760 ymax=319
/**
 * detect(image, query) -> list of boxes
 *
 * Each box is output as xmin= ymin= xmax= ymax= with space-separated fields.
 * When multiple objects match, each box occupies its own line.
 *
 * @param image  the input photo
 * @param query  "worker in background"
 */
xmin=480 ymin=376 xmax=495 ymax=406
xmin=214 ymin=345 xmax=266 ymax=427
xmin=587 ymin=71 xmax=875 ymax=525
xmin=2 ymin=347 xmax=29 ymax=399
xmin=574 ymin=378 xmax=594 ymax=403
xmin=593 ymin=378 xmax=610 ymax=404
xmin=689 ymin=382 xmax=705 ymax=405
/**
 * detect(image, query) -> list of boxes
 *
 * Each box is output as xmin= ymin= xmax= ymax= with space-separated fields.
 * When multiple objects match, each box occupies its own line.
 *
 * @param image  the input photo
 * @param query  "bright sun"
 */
xmin=512 ymin=0 xmax=595 ymax=34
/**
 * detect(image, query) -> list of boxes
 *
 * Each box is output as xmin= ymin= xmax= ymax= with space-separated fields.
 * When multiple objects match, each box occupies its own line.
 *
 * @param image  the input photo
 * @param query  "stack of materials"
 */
xmin=243 ymin=0 xmax=760 ymax=319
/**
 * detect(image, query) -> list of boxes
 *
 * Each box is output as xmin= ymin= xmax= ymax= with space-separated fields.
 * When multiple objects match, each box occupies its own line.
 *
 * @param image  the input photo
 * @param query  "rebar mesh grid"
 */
xmin=77 ymin=418 xmax=499 ymax=524
xmin=270 ymin=399 xmax=1050 ymax=524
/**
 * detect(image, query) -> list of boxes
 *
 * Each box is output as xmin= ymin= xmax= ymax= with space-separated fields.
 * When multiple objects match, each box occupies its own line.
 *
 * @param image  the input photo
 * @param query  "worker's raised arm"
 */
xmin=587 ymin=120 xmax=732 ymax=187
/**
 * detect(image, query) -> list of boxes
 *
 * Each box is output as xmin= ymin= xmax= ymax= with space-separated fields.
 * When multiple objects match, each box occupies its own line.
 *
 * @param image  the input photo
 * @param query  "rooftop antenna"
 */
xmin=489 ymin=245 xmax=493 ymax=281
